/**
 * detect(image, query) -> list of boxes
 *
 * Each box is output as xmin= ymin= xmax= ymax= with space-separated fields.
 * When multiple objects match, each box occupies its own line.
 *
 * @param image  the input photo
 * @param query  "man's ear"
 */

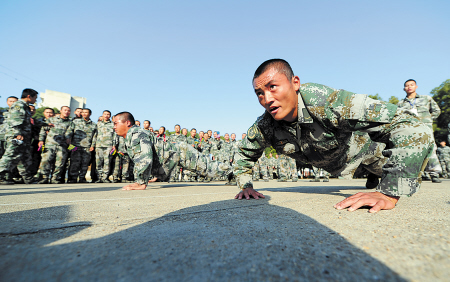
xmin=127 ymin=120 xmax=132 ymax=127
xmin=292 ymin=76 xmax=301 ymax=91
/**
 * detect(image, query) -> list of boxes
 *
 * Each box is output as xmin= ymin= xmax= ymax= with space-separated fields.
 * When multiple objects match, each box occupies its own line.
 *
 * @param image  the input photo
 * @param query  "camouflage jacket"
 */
xmin=93 ymin=120 xmax=115 ymax=148
xmin=186 ymin=136 xmax=200 ymax=150
xmin=437 ymin=146 xmax=450 ymax=161
xmin=397 ymin=94 xmax=440 ymax=126
xmin=210 ymin=138 xmax=223 ymax=156
xmin=3 ymin=100 xmax=33 ymax=144
xmin=197 ymin=138 xmax=212 ymax=154
xmin=40 ymin=115 xmax=74 ymax=147
xmin=234 ymin=83 xmax=432 ymax=197
xmin=168 ymin=133 xmax=186 ymax=144
xmin=124 ymin=126 xmax=158 ymax=184
xmin=0 ymin=111 xmax=10 ymax=141
xmin=71 ymin=118 xmax=97 ymax=148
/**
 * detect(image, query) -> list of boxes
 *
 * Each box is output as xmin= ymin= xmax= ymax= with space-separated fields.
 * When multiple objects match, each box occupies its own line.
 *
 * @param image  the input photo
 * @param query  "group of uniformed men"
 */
xmin=0 ymin=94 xmax=135 ymax=185
xmin=0 ymin=59 xmax=448 ymax=214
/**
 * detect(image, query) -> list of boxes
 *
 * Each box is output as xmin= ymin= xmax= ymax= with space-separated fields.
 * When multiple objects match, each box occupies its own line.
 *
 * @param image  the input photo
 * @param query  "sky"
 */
xmin=1 ymin=0 xmax=449 ymax=137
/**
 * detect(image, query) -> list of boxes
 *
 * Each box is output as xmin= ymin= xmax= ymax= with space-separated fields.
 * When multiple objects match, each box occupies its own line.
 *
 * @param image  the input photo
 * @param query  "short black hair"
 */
xmin=191 ymin=128 xmax=196 ymax=131
xmin=115 ymin=111 xmax=135 ymax=125
xmin=61 ymin=106 xmax=70 ymax=111
xmin=82 ymin=108 xmax=92 ymax=115
xmin=103 ymin=110 xmax=111 ymax=115
xmin=404 ymin=79 xmax=417 ymax=87
xmin=160 ymin=126 xmax=166 ymax=131
xmin=21 ymin=88 xmax=38 ymax=99
xmin=253 ymin=59 xmax=294 ymax=82
xmin=44 ymin=107 xmax=54 ymax=113
xmin=144 ymin=120 xmax=150 ymax=124
xmin=175 ymin=124 xmax=180 ymax=128
xmin=7 ymin=96 xmax=18 ymax=100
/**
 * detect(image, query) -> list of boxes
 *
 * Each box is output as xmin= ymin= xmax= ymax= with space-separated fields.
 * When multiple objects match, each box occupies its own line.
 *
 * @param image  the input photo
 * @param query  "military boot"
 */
xmin=79 ymin=178 xmax=88 ymax=183
xmin=309 ymin=177 xmax=320 ymax=182
xmin=322 ymin=176 xmax=330 ymax=182
xmin=0 ymin=172 xmax=15 ymax=185
xmin=38 ymin=176 xmax=49 ymax=184
xmin=23 ymin=176 xmax=38 ymax=184
xmin=431 ymin=175 xmax=442 ymax=183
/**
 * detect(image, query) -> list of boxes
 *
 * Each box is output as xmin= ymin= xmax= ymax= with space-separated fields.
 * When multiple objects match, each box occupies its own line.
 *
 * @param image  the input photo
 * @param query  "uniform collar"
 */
xmin=297 ymin=92 xmax=313 ymax=124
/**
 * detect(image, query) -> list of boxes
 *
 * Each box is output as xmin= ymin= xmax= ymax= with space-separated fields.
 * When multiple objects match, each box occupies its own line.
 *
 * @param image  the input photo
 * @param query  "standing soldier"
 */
xmin=287 ymin=156 xmax=298 ymax=182
xmin=397 ymin=79 xmax=442 ymax=183
xmin=185 ymin=128 xmax=199 ymax=181
xmin=68 ymin=108 xmax=97 ymax=183
xmin=92 ymin=110 xmax=115 ymax=183
xmin=0 ymin=90 xmax=38 ymax=184
xmin=210 ymin=131 xmax=223 ymax=161
xmin=437 ymin=141 xmax=450 ymax=179
xmin=267 ymin=153 xmax=276 ymax=180
xmin=36 ymin=106 xmax=73 ymax=184
xmin=168 ymin=124 xmax=186 ymax=182
xmin=143 ymin=120 xmax=151 ymax=131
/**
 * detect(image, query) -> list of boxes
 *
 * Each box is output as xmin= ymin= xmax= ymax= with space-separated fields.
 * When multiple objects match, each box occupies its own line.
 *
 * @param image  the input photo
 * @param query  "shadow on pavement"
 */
xmin=0 ymin=197 xmax=406 ymax=281
xmin=259 ymin=185 xmax=360 ymax=199
xmin=0 ymin=184 xmax=123 ymax=197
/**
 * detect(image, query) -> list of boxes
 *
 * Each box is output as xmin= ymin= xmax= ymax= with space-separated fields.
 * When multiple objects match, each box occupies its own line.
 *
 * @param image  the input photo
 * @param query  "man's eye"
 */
xmin=270 ymin=85 xmax=276 ymax=90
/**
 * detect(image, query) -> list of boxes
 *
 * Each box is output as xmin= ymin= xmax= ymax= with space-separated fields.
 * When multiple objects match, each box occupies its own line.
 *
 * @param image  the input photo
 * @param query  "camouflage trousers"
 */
xmin=277 ymin=160 xmax=289 ymax=180
xmin=438 ymin=157 xmax=450 ymax=175
xmin=0 ymin=140 xmax=33 ymax=180
xmin=112 ymin=153 xmax=131 ymax=180
xmin=268 ymin=166 xmax=274 ymax=179
xmin=259 ymin=164 xmax=269 ymax=180
xmin=288 ymin=159 xmax=298 ymax=181
xmin=141 ymin=143 xmax=230 ymax=185
xmin=68 ymin=147 xmax=91 ymax=180
xmin=96 ymin=147 xmax=112 ymax=180
xmin=38 ymin=145 xmax=69 ymax=181
xmin=425 ymin=146 xmax=442 ymax=177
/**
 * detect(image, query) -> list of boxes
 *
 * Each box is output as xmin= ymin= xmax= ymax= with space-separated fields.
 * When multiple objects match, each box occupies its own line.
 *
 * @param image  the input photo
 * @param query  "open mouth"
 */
xmin=269 ymin=106 xmax=279 ymax=114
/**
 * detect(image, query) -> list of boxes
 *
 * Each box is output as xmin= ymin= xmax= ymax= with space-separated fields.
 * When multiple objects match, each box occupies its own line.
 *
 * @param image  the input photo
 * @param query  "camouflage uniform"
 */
xmin=92 ymin=119 xmax=115 ymax=181
xmin=397 ymin=94 xmax=442 ymax=179
xmin=124 ymin=126 xmax=229 ymax=184
xmin=0 ymin=100 xmax=35 ymax=183
xmin=30 ymin=117 xmax=49 ymax=176
xmin=234 ymin=83 xmax=434 ymax=197
xmin=0 ymin=110 xmax=9 ymax=158
xmin=68 ymin=118 xmax=97 ymax=182
xmin=267 ymin=157 xmax=276 ymax=180
xmin=112 ymin=135 xmax=132 ymax=182
xmin=210 ymin=138 xmax=223 ymax=160
xmin=37 ymin=115 xmax=73 ymax=183
xmin=258 ymin=154 xmax=270 ymax=181
xmin=168 ymin=134 xmax=187 ymax=181
xmin=185 ymin=136 xmax=200 ymax=181
xmin=276 ymin=155 xmax=290 ymax=181
xmin=287 ymin=156 xmax=298 ymax=182
xmin=436 ymin=145 xmax=450 ymax=178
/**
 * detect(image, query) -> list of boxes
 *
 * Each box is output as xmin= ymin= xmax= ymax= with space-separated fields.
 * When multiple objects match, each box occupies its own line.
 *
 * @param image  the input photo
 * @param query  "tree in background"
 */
xmin=431 ymin=79 xmax=450 ymax=142
xmin=368 ymin=93 xmax=382 ymax=100
xmin=388 ymin=96 xmax=399 ymax=105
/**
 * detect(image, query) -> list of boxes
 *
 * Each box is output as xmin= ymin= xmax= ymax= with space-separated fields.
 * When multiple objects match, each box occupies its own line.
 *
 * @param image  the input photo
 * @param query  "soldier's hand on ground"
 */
xmin=122 ymin=183 xmax=147 ymax=190
xmin=89 ymin=147 xmax=94 ymax=152
xmin=235 ymin=188 xmax=265 ymax=200
xmin=16 ymin=135 xmax=24 ymax=140
xmin=334 ymin=192 xmax=399 ymax=213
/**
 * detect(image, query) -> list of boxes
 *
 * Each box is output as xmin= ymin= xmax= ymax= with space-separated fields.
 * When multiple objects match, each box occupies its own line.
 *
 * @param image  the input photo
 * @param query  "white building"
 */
xmin=38 ymin=90 xmax=86 ymax=117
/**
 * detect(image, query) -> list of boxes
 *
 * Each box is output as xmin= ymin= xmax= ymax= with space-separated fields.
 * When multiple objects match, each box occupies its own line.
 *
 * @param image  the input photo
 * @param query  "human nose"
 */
xmin=264 ymin=91 xmax=275 ymax=105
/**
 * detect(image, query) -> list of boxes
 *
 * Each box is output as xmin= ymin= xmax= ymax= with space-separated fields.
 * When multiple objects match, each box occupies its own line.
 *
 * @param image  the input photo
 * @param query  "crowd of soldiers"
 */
xmin=0 ymin=91 xmax=298 ymax=185
xmin=1 ymin=76 xmax=449 ymax=188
